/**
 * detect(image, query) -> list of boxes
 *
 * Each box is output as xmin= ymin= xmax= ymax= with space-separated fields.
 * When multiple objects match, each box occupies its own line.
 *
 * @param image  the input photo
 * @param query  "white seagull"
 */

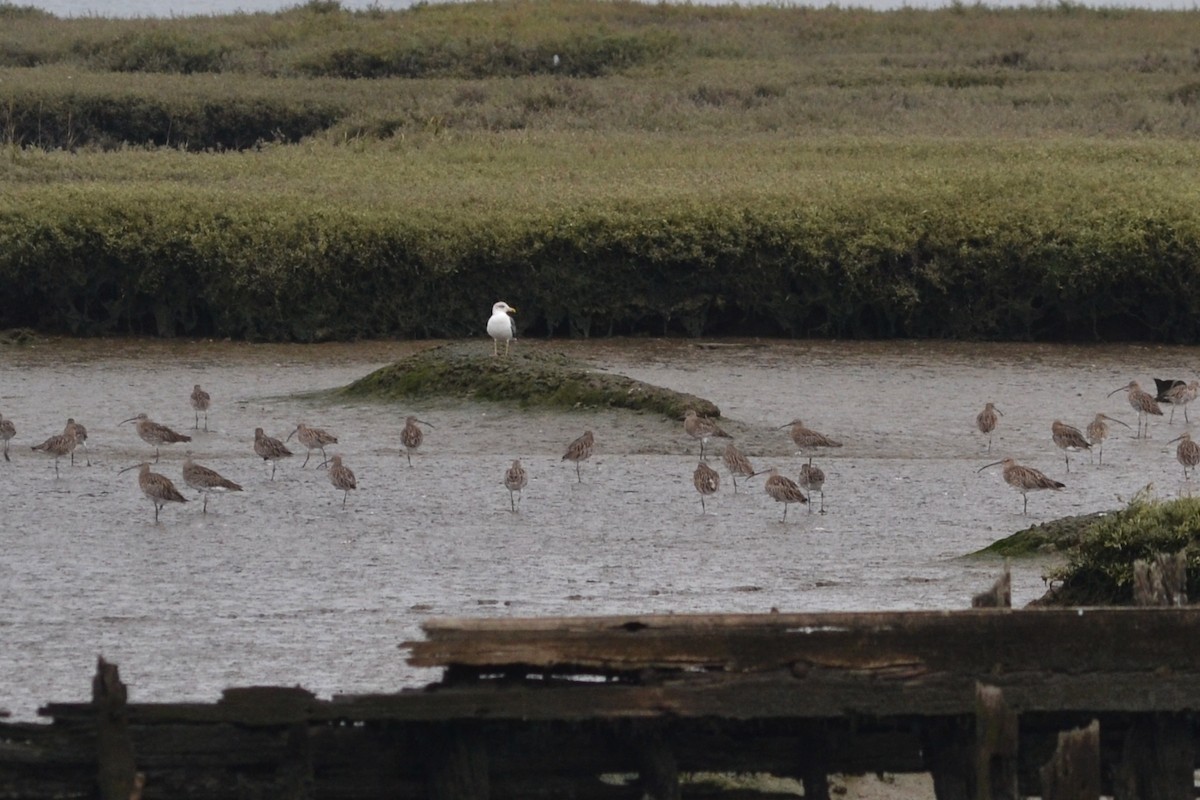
xmin=487 ymin=301 xmax=517 ymax=357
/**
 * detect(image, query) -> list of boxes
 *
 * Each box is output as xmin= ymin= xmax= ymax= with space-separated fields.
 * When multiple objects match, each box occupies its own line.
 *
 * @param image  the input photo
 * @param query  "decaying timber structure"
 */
xmin=2 ymin=608 xmax=1199 ymax=799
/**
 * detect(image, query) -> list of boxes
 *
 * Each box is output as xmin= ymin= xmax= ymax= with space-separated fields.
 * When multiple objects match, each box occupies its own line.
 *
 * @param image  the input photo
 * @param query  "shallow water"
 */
xmin=0 ymin=336 xmax=1196 ymax=720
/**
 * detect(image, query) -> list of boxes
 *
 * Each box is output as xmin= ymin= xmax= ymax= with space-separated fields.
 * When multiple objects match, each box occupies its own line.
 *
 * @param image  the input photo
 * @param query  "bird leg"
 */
xmin=575 ymin=462 xmax=582 ymax=483
xmin=154 ymin=446 xmax=161 ymax=464
xmin=319 ymin=447 xmax=329 ymax=468
xmin=301 ymin=451 xmax=311 ymax=468
xmin=202 ymin=494 xmax=209 ymax=514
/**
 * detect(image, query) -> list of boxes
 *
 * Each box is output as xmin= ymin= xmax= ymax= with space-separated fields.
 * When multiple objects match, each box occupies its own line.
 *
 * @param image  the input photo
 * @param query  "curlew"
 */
xmin=69 ymin=419 xmax=90 ymax=466
xmin=504 ymin=459 xmax=528 ymax=512
xmin=1164 ymin=380 xmax=1200 ymax=424
xmin=487 ymin=301 xmax=517 ymax=357
xmin=1170 ymin=433 xmax=1200 ymax=480
xmin=182 ymin=453 xmax=242 ymax=513
xmin=1051 ymin=420 xmax=1090 ymax=473
xmin=327 ymin=454 xmax=357 ymax=507
xmin=693 ymin=461 xmax=720 ymax=514
xmin=0 ymin=412 xmax=15 ymax=462
xmin=779 ymin=419 xmax=842 ymax=462
xmin=119 ymin=462 xmax=187 ymax=522
xmin=1086 ymin=413 xmax=1129 ymax=465
xmin=683 ymin=409 xmax=731 ymax=461
xmin=799 ymin=462 xmax=826 ymax=514
xmin=977 ymin=457 xmax=1064 ymax=515
xmin=190 ymin=384 xmax=211 ymax=431
xmin=562 ymin=430 xmax=594 ymax=483
xmin=975 ymin=402 xmax=1002 ymax=453
xmin=253 ymin=427 xmax=293 ymax=480
xmin=1154 ymin=378 xmax=1186 ymax=404
xmin=1107 ymin=381 xmax=1162 ymax=439
xmin=721 ymin=442 xmax=754 ymax=493
xmin=749 ymin=466 xmax=808 ymax=521
xmin=286 ymin=423 xmax=338 ymax=468
xmin=120 ymin=413 xmax=191 ymax=462
xmin=31 ymin=419 xmax=79 ymax=477
xmin=401 ymin=416 xmax=434 ymax=467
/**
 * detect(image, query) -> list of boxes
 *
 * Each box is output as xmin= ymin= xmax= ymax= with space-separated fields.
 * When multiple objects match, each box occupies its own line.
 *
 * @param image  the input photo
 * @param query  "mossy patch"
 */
xmin=337 ymin=342 xmax=721 ymax=418
xmin=974 ymin=511 xmax=1113 ymax=558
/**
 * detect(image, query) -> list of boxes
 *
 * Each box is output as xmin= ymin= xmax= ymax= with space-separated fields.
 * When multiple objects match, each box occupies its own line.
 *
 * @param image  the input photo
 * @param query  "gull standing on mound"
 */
xmin=488 ymin=301 xmax=517 ymax=357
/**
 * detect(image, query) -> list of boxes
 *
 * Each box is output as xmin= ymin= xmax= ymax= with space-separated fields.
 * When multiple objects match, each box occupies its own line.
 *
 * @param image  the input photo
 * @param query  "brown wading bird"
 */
xmin=977 ymin=457 xmax=1064 ymax=515
xmin=287 ymin=423 xmax=338 ymax=468
xmin=1164 ymin=380 xmax=1200 ymax=424
xmin=1050 ymin=420 xmax=1090 ymax=473
xmin=327 ymin=454 xmax=357 ymax=508
xmin=683 ymin=409 xmax=731 ymax=461
xmin=120 ymin=413 xmax=191 ymax=463
xmin=721 ymin=442 xmax=754 ymax=493
xmin=779 ymin=419 xmax=842 ymax=462
xmin=31 ymin=419 xmax=80 ymax=478
xmin=401 ymin=416 xmax=434 ymax=467
xmin=1086 ymin=413 xmax=1129 ymax=466
xmin=976 ymin=402 xmax=1002 ymax=453
xmin=562 ymin=430 xmax=594 ymax=483
xmin=1170 ymin=433 xmax=1200 ymax=480
xmin=799 ymin=462 xmax=826 ymax=514
xmin=253 ymin=427 xmax=293 ymax=480
xmin=190 ymin=384 xmax=211 ymax=431
xmin=182 ymin=453 xmax=242 ymax=514
xmin=69 ymin=419 xmax=90 ymax=466
xmin=0 ymin=412 xmax=14 ymax=462
xmin=749 ymin=466 xmax=808 ymax=521
xmin=693 ymin=461 xmax=720 ymax=514
xmin=119 ymin=462 xmax=187 ymax=523
xmin=1107 ymin=381 xmax=1162 ymax=439
xmin=504 ymin=459 xmax=528 ymax=512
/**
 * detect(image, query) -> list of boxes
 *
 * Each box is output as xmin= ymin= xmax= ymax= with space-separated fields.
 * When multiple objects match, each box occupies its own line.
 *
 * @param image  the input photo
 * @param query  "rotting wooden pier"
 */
xmin=3 ymin=608 xmax=1200 ymax=800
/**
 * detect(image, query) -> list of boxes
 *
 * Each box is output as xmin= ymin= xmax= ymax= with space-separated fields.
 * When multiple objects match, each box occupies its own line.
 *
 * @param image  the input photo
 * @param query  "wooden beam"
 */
xmin=974 ymin=685 xmax=1018 ymax=800
xmin=93 ymin=657 xmax=137 ymax=800
xmin=1039 ymin=720 xmax=1100 ymax=800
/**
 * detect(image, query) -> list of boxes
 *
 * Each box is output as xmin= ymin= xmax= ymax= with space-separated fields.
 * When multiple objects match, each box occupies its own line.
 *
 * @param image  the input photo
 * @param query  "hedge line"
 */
xmin=2 ymin=189 xmax=1200 ymax=342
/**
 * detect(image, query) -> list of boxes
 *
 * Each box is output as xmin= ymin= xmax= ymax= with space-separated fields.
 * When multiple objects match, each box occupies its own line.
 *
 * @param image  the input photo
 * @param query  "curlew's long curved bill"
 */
xmin=1106 ymin=382 xmax=1135 ymax=398
xmin=977 ymin=460 xmax=1006 ymax=473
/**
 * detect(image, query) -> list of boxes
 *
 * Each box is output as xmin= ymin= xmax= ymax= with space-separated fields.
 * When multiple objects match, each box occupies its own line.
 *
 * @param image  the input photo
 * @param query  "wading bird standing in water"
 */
xmin=1086 ymin=413 xmax=1129 ymax=465
xmin=780 ymin=419 xmax=842 ymax=463
xmin=401 ymin=416 xmax=434 ymax=467
xmin=120 ymin=462 xmax=187 ymax=523
xmin=328 ymin=454 xmax=357 ymax=508
xmin=977 ymin=457 xmax=1064 ymax=515
xmin=1164 ymin=380 xmax=1200 ymax=424
xmin=1107 ymin=381 xmax=1162 ymax=439
xmin=121 ymin=413 xmax=191 ymax=463
xmin=487 ymin=301 xmax=517 ymax=357
xmin=182 ymin=453 xmax=242 ymax=514
xmin=253 ymin=427 xmax=293 ymax=480
xmin=749 ymin=466 xmax=807 ymax=521
xmin=683 ymin=409 xmax=731 ymax=461
xmin=31 ymin=419 xmax=79 ymax=477
xmin=562 ymin=430 xmax=594 ymax=483
xmin=1170 ymin=433 xmax=1200 ymax=481
xmin=976 ymin=402 xmax=1002 ymax=453
xmin=693 ymin=461 xmax=720 ymax=514
xmin=190 ymin=384 xmax=211 ymax=431
xmin=721 ymin=442 xmax=754 ymax=493
xmin=0 ymin=413 xmax=13 ymax=462
xmin=1051 ymin=420 xmax=1090 ymax=473
xmin=287 ymin=423 xmax=338 ymax=468
xmin=799 ymin=462 xmax=826 ymax=513
xmin=504 ymin=459 xmax=528 ymax=511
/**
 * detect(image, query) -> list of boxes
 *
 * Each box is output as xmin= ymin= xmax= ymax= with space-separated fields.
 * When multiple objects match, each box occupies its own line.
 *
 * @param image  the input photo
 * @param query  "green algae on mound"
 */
xmin=974 ymin=511 xmax=1113 ymax=558
xmin=338 ymin=343 xmax=721 ymax=418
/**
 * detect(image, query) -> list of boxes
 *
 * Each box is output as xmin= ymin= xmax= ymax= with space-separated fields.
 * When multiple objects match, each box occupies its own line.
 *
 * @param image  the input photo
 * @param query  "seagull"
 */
xmin=487 ymin=301 xmax=517 ymax=357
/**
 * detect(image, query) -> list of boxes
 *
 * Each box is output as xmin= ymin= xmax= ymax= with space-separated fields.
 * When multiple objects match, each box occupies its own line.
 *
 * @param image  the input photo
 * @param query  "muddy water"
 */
xmin=0 ymin=337 xmax=1196 ymax=720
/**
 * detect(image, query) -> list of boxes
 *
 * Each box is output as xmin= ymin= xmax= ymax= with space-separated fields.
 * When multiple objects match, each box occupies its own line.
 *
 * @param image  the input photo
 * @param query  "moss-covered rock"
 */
xmin=1033 ymin=490 xmax=1200 ymax=606
xmin=974 ymin=511 xmax=1113 ymax=558
xmin=338 ymin=342 xmax=721 ymax=418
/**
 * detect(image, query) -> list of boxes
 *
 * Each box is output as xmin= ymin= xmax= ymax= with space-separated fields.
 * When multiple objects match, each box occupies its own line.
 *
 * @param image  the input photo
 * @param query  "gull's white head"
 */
xmin=492 ymin=301 xmax=516 ymax=316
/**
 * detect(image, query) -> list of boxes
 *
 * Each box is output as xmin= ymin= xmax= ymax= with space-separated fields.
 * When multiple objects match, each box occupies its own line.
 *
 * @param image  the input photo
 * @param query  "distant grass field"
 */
xmin=2 ymin=0 xmax=1200 ymax=341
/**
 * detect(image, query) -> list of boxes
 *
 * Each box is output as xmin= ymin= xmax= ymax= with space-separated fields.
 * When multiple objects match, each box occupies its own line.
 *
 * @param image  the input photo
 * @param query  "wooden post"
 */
xmin=802 ymin=768 xmax=830 ymax=800
xmin=1133 ymin=551 xmax=1187 ymax=606
xmin=971 ymin=566 xmax=1012 ymax=608
xmin=974 ymin=684 xmax=1018 ymax=800
xmin=93 ymin=657 xmax=137 ymax=800
xmin=426 ymin=727 xmax=489 ymax=800
xmin=924 ymin=718 xmax=972 ymax=800
xmin=1038 ymin=720 xmax=1100 ymax=800
xmin=1113 ymin=714 xmax=1193 ymax=800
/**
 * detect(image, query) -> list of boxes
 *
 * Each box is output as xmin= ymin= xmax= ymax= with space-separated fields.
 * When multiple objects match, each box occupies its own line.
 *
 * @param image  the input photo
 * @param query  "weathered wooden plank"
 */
xmin=1113 ymin=713 xmax=1194 ymax=800
xmin=93 ymin=657 xmax=138 ymax=800
xmin=1039 ymin=720 xmax=1101 ymax=800
xmin=975 ymin=685 xmax=1018 ymax=800
xmin=405 ymin=609 xmax=1200 ymax=676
